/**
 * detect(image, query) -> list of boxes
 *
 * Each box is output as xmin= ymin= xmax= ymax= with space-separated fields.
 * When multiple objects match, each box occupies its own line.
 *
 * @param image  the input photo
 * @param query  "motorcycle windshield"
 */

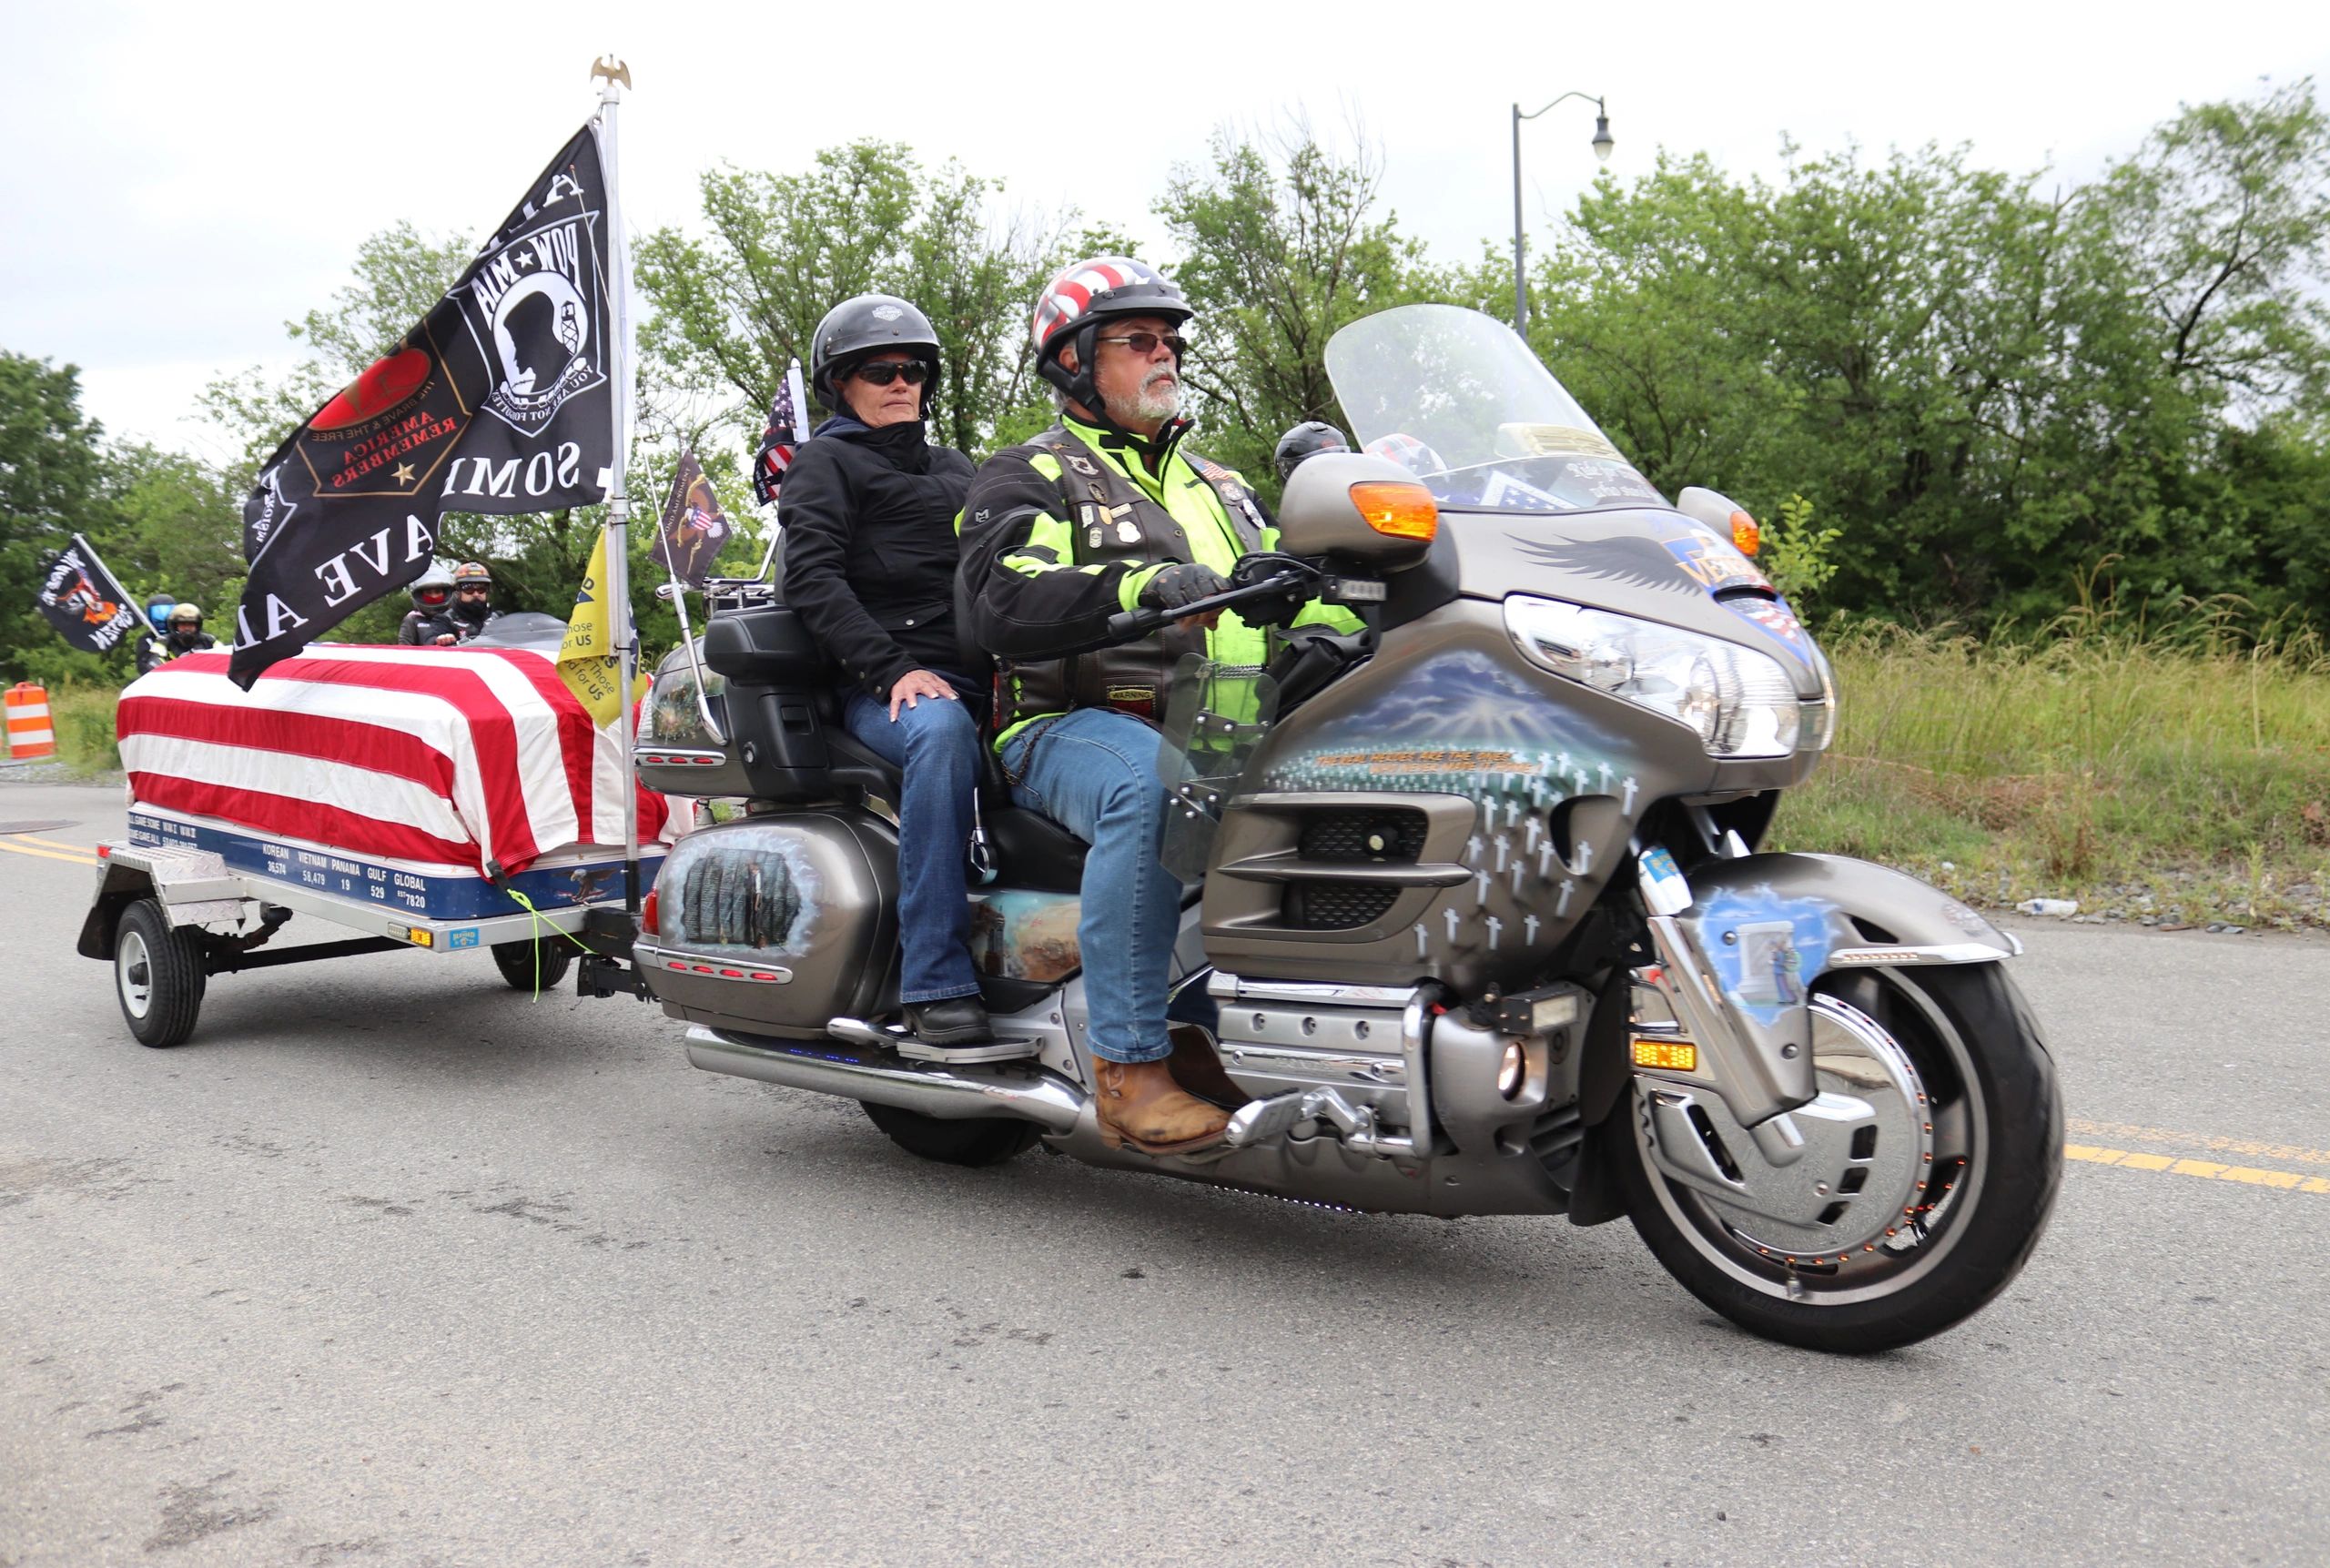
xmin=1154 ymin=653 xmax=1279 ymax=884
xmin=1323 ymin=303 xmax=1666 ymax=515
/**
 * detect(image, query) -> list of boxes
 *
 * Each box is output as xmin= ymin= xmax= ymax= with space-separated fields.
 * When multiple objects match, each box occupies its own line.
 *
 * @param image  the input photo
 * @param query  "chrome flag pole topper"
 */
xmin=592 ymin=53 xmax=642 ymax=912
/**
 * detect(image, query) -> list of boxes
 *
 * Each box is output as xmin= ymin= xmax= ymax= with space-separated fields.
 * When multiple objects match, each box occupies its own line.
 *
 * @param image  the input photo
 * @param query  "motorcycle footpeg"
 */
xmin=1223 ymin=1088 xmax=1312 ymax=1148
xmin=827 ymin=1017 xmax=1039 ymax=1066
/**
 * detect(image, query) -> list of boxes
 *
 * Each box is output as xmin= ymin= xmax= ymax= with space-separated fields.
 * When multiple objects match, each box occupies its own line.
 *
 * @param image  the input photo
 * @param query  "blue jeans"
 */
xmin=842 ymin=689 xmax=984 ymax=1005
xmin=1000 ymin=708 xmax=1181 ymax=1063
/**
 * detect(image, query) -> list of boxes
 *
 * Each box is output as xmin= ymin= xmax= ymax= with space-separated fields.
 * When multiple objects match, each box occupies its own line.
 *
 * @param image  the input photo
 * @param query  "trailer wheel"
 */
xmin=491 ymin=936 xmax=575 ymax=992
xmin=115 ymin=898 xmax=207 ymax=1048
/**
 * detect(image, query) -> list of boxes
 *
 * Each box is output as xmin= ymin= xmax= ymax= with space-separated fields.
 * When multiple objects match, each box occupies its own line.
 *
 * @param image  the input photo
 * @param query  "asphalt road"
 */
xmin=3 ymin=780 xmax=2325 ymax=1567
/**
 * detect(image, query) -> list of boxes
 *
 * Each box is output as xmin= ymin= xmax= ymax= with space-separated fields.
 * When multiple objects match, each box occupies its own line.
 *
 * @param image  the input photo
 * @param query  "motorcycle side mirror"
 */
xmin=1275 ymin=452 xmax=1437 ymax=568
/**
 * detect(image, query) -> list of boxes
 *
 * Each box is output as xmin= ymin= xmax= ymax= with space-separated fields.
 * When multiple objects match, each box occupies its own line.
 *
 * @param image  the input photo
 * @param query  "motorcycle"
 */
xmin=625 ymin=303 xmax=2062 ymax=1352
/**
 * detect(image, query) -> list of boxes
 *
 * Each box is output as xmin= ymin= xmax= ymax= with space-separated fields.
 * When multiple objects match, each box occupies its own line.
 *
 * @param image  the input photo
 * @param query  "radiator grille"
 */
xmin=1298 ymin=807 xmax=1427 ymax=863
xmin=1282 ymin=880 xmax=1402 ymax=930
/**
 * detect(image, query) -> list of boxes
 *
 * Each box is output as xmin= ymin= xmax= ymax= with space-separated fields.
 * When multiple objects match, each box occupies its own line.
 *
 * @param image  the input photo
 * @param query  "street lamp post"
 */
xmin=1512 ymin=92 xmax=1614 ymax=336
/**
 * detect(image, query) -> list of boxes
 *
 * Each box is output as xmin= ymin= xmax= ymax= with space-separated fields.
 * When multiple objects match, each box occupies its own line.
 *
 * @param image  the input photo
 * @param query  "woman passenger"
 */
xmin=780 ymin=296 xmax=992 ymax=1047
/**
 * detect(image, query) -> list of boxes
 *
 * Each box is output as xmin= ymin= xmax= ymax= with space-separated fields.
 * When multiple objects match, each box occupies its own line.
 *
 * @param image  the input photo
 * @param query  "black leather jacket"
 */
xmin=399 ymin=606 xmax=463 ymax=645
xmin=780 ymin=417 xmax=984 ymax=707
xmin=135 ymin=629 xmax=216 ymax=674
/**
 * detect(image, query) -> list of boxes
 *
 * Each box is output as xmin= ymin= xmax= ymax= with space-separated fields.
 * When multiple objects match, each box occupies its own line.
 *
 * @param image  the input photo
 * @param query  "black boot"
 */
xmin=903 ymin=996 xmax=994 ymax=1047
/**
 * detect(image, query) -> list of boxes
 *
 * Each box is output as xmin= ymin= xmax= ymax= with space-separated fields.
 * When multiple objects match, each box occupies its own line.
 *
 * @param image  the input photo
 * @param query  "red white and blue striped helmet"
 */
xmin=1030 ymin=256 xmax=1191 ymax=360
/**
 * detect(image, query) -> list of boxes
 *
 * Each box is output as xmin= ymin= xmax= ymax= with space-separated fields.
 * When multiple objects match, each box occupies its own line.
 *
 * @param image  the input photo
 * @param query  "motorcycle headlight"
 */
xmin=1504 ymin=594 xmax=1800 ymax=758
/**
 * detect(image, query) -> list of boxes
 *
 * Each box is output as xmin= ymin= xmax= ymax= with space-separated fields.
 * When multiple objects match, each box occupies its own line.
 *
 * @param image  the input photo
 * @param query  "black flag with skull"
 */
xmin=228 ymin=122 xmax=617 ymax=687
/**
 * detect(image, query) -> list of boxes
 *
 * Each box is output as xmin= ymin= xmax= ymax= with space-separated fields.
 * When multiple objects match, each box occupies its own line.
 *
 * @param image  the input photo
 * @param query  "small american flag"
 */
xmin=750 ymin=359 xmax=810 ymax=507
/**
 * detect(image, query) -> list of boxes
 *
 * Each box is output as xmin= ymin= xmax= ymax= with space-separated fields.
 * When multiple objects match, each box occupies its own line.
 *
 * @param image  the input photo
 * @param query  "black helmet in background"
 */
xmin=809 ymin=295 xmax=941 ymax=416
xmin=1273 ymin=420 xmax=1352 ymax=484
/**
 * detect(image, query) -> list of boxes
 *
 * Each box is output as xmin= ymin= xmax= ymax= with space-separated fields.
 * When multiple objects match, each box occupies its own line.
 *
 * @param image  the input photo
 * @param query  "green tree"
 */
xmin=0 ymin=352 xmax=113 ymax=680
xmin=636 ymin=140 xmax=1069 ymax=461
xmin=1481 ymin=77 xmax=2330 ymax=631
xmin=1158 ymin=126 xmax=1435 ymax=494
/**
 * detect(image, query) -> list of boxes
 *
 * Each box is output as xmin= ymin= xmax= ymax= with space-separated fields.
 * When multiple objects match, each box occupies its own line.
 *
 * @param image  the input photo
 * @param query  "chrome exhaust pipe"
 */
xmin=684 ymin=1025 xmax=1085 ymax=1133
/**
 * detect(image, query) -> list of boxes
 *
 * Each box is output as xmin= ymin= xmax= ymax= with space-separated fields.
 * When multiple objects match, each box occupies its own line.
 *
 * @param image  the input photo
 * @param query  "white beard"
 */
xmin=1130 ymin=370 xmax=1180 ymax=424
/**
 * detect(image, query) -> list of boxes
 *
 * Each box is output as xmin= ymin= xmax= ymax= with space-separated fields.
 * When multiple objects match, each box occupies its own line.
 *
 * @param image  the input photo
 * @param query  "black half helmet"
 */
xmin=809 ymin=294 xmax=942 ymax=415
xmin=1273 ymin=420 xmax=1352 ymax=484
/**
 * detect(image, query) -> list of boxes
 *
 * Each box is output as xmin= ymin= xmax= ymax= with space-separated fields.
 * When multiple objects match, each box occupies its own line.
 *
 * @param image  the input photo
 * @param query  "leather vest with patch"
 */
xmin=996 ymin=424 xmax=1268 ymax=735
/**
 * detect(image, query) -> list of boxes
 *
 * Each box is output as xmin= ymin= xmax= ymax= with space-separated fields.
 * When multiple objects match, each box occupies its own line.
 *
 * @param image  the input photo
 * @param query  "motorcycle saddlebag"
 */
xmin=636 ymin=811 xmax=899 ymax=1037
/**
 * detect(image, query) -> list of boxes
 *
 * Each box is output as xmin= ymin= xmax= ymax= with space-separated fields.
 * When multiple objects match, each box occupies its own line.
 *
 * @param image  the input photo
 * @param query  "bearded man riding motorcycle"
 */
xmin=957 ymin=257 xmax=1359 ymax=1155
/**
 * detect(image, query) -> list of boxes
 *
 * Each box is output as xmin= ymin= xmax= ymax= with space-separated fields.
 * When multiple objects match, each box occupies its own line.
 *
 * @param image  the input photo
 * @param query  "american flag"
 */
xmin=750 ymin=358 xmax=809 ymax=507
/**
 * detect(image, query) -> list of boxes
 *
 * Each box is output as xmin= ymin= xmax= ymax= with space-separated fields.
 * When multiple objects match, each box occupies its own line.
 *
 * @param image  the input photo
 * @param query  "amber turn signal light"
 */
xmin=1631 ymin=1037 xmax=1697 ymax=1072
xmin=1730 ymin=510 xmax=1759 ymax=557
xmin=1349 ymin=481 xmax=1438 ymax=541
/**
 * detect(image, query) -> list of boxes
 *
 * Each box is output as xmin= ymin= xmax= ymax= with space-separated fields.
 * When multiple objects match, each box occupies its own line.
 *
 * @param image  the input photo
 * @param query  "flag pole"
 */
xmin=593 ymin=55 xmax=642 ymax=914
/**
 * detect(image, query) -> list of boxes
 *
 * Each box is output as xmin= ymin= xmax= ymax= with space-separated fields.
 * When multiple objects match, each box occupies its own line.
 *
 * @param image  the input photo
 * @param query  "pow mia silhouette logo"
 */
xmin=458 ymin=178 xmax=609 ymax=438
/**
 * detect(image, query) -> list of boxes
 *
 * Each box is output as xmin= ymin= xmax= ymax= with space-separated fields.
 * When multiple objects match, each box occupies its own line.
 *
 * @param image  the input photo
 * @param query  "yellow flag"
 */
xmin=557 ymin=532 xmax=623 ymax=726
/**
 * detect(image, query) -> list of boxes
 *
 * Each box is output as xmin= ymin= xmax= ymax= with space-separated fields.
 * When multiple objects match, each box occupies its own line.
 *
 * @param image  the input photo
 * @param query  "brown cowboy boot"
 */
xmin=1092 ymin=1056 xmax=1231 ymax=1155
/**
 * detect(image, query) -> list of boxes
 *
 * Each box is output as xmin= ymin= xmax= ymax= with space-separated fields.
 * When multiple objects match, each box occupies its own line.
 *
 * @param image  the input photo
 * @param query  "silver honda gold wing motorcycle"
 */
xmin=626 ymin=304 xmax=2061 ymax=1352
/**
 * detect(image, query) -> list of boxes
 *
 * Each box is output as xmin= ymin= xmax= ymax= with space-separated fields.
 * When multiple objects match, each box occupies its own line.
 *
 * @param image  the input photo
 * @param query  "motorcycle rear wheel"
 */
xmin=861 ymin=1103 xmax=1043 ymax=1168
xmin=1616 ymin=960 xmax=2062 ymax=1353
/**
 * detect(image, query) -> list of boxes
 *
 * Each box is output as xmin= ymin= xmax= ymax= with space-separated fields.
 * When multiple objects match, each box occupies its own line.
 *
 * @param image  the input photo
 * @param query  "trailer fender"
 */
xmin=78 ymin=860 xmax=157 ymax=961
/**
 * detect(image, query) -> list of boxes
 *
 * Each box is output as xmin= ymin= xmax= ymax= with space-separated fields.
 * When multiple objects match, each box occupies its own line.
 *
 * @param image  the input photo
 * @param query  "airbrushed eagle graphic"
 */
xmin=1510 ymin=533 xmax=1700 ymax=594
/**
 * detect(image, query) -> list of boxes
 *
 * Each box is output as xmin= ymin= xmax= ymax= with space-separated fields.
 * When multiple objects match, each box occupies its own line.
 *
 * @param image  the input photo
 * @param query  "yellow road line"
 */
xmin=0 ymin=839 xmax=96 ymax=867
xmin=12 ymin=835 xmax=96 ymax=855
xmin=2065 ymin=1143 xmax=2330 ymax=1194
xmin=2066 ymin=1117 xmax=2330 ymax=1168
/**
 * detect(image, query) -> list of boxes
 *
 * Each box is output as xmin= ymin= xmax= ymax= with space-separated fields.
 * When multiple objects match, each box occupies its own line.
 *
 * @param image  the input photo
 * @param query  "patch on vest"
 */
xmin=1106 ymin=684 xmax=1158 ymax=717
xmin=1116 ymin=519 xmax=1140 ymax=544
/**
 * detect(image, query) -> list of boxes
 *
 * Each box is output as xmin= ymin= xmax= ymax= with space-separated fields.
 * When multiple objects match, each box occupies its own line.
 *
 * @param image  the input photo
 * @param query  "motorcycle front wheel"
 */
xmin=1616 ymin=960 xmax=2062 ymax=1353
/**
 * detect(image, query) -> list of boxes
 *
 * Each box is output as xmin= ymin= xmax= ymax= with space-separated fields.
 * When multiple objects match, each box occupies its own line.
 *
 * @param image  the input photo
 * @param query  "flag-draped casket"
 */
xmin=119 ymin=647 xmax=673 ymax=878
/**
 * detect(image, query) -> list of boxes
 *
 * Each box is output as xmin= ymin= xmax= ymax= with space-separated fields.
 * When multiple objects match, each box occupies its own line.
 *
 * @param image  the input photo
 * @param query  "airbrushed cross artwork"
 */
xmin=1256 ymin=646 xmax=1641 ymax=975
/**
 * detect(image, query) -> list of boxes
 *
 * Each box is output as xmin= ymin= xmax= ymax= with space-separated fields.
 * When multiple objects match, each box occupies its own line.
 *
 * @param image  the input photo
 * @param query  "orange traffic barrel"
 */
xmin=5 ymin=682 xmax=56 ymax=759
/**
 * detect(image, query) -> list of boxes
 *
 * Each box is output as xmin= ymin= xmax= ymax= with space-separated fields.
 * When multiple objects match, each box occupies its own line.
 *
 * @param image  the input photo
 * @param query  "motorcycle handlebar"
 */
xmin=1102 ymin=571 xmax=1312 ymax=643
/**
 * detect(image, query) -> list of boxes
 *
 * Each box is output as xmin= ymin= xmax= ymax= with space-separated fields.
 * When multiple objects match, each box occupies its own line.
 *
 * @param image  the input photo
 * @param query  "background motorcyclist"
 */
xmin=133 ymin=592 xmax=178 ymax=676
xmin=448 ymin=561 xmax=499 ymax=642
xmin=1273 ymin=420 xmax=1352 ymax=484
xmin=139 ymin=603 xmax=216 ymax=670
xmin=398 ymin=563 xmax=462 ymax=645
xmin=957 ymin=255 xmax=1360 ymax=1156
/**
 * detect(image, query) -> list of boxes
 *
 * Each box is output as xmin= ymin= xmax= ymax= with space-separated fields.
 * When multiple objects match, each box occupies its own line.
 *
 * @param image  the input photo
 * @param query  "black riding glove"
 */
xmin=1226 ymin=551 xmax=1319 ymax=629
xmin=1138 ymin=561 xmax=1231 ymax=614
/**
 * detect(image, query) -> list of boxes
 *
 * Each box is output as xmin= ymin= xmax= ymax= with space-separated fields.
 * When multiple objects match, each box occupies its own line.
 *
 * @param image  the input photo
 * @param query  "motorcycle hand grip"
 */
xmin=1100 ymin=572 xmax=1311 ymax=645
xmin=1105 ymin=605 xmax=1165 ymax=641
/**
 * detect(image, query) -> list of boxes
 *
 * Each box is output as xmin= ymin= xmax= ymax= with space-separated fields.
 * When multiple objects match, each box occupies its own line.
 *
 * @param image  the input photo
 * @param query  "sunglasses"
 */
xmin=1095 ymin=331 xmax=1188 ymax=359
xmin=853 ymin=360 xmax=932 ymax=387
xmin=457 ymin=585 xmax=491 ymax=595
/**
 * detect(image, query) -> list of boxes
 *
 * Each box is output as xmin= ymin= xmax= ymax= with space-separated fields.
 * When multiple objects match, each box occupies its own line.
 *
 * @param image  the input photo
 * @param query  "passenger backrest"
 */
xmin=699 ymin=605 xmax=844 ymax=800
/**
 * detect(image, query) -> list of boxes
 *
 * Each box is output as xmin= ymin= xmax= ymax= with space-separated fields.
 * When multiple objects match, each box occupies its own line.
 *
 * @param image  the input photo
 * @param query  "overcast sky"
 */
xmin=5 ymin=0 xmax=2325 ymax=462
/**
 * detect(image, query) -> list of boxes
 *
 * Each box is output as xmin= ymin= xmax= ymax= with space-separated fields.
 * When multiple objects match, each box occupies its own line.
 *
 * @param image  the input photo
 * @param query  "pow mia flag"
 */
xmin=229 ymin=123 xmax=617 ymax=687
xmin=35 ymin=534 xmax=142 ymax=655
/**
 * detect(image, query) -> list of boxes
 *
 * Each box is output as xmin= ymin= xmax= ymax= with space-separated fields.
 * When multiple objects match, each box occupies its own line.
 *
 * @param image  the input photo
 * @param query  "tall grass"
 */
xmin=1771 ymin=601 xmax=2330 ymax=925
xmin=10 ymin=684 xmax=124 ymax=778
